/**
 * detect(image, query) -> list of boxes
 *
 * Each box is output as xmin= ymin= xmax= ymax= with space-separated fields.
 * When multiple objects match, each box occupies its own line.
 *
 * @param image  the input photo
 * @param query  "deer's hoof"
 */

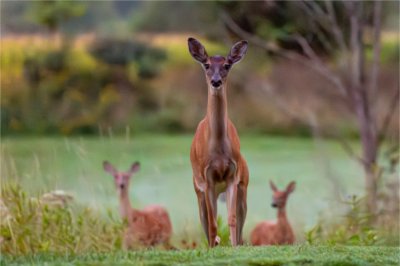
xmin=215 ymin=236 xmax=221 ymax=246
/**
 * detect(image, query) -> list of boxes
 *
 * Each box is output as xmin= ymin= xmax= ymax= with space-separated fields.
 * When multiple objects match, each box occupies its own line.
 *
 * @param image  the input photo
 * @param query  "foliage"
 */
xmin=220 ymin=1 xmax=397 ymax=57
xmin=130 ymin=1 xmax=220 ymax=36
xmin=199 ymin=216 xmax=231 ymax=247
xmin=0 ymin=36 xmax=169 ymax=135
xmin=306 ymin=149 xmax=399 ymax=246
xmin=28 ymin=0 xmax=86 ymax=33
xmin=0 ymin=184 xmax=124 ymax=255
xmin=2 ymin=46 xmax=114 ymax=135
xmin=305 ymin=195 xmax=379 ymax=246
xmin=219 ymin=1 xmax=328 ymax=54
xmin=89 ymin=37 xmax=166 ymax=78
xmin=1 ymin=34 xmax=398 ymax=136
xmin=2 ymin=246 xmax=400 ymax=266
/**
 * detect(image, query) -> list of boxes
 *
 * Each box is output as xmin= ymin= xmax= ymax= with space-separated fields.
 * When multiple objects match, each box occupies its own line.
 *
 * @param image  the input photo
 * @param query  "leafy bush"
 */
xmin=305 ymin=196 xmax=380 ymax=246
xmin=1 ymin=184 xmax=124 ymax=255
xmin=89 ymin=38 xmax=166 ymax=78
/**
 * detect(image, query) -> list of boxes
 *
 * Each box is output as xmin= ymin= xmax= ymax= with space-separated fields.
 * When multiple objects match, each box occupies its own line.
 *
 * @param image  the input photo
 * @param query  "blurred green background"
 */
xmin=1 ymin=0 xmax=399 ymax=244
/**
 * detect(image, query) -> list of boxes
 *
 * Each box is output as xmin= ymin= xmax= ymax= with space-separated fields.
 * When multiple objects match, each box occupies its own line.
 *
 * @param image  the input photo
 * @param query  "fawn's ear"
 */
xmin=227 ymin=40 xmax=248 ymax=65
xmin=103 ymin=161 xmax=116 ymax=175
xmin=286 ymin=181 xmax=296 ymax=194
xmin=269 ymin=180 xmax=278 ymax=192
xmin=128 ymin=161 xmax=140 ymax=175
xmin=188 ymin=37 xmax=208 ymax=64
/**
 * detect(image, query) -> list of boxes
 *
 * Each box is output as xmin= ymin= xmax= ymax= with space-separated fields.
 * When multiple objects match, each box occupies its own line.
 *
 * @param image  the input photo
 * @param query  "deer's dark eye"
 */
xmin=224 ymin=64 xmax=231 ymax=70
xmin=204 ymin=64 xmax=210 ymax=70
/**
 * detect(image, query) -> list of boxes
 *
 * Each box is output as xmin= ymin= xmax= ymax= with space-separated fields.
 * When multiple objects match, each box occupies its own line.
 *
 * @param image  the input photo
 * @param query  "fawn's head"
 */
xmin=103 ymin=161 xmax=140 ymax=193
xmin=188 ymin=37 xmax=248 ymax=93
xmin=269 ymin=181 xmax=296 ymax=209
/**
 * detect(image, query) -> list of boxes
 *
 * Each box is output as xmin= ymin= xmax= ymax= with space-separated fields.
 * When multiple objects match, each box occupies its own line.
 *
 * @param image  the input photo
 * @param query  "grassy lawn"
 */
xmin=1 ymin=134 xmax=363 ymax=241
xmin=2 ymin=246 xmax=399 ymax=266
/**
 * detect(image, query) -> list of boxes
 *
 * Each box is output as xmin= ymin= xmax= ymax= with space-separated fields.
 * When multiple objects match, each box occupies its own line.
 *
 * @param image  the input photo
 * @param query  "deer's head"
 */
xmin=103 ymin=161 xmax=140 ymax=194
xmin=269 ymin=181 xmax=296 ymax=209
xmin=188 ymin=37 xmax=248 ymax=93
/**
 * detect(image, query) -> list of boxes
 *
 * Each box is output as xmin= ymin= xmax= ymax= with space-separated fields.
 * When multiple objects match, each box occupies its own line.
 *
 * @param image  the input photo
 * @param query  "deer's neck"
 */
xmin=207 ymin=86 xmax=229 ymax=146
xmin=119 ymin=189 xmax=132 ymax=220
xmin=277 ymin=207 xmax=292 ymax=235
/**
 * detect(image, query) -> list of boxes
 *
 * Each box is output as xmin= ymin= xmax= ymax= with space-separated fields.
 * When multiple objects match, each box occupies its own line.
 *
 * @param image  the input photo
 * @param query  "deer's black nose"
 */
xmin=211 ymin=79 xmax=222 ymax=88
xmin=120 ymin=184 xmax=125 ymax=189
xmin=271 ymin=203 xmax=278 ymax=208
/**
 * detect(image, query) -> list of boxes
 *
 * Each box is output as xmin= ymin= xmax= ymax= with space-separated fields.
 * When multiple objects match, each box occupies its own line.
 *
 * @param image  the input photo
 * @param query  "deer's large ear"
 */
xmin=128 ymin=161 xmax=140 ymax=175
xmin=227 ymin=40 xmax=248 ymax=65
xmin=188 ymin=37 xmax=208 ymax=64
xmin=286 ymin=181 xmax=296 ymax=194
xmin=103 ymin=161 xmax=116 ymax=175
xmin=269 ymin=180 xmax=278 ymax=192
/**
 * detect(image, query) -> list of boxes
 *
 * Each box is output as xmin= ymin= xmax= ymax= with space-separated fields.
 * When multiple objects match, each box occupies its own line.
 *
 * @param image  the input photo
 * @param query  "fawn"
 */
xmin=188 ymin=38 xmax=249 ymax=247
xmin=250 ymin=181 xmax=296 ymax=245
xmin=103 ymin=161 xmax=173 ymax=249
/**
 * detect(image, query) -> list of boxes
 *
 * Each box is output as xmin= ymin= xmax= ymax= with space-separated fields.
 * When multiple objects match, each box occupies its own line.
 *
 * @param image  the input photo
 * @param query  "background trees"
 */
xmin=221 ymin=0 xmax=399 ymax=214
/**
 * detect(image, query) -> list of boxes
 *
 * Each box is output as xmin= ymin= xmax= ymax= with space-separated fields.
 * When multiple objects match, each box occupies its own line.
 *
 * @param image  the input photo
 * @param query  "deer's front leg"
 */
xmin=236 ymin=181 xmax=247 ymax=245
xmin=195 ymin=189 xmax=209 ymax=243
xmin=226 ymin=182 xmax=238 ymax=246
xmin=204 ymin=181 xmax=218 ymax=247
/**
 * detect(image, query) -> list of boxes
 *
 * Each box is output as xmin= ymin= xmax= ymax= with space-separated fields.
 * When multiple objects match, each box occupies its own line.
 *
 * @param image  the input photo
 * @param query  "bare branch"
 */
xmin=370 ymin=1 xmax=382 ymax=100
xmin=335 ymin=134 xmax=365 ymax=165
xmin=301 ymin=0 xmax=329 ymax=24
xmin=349 ymin=1 xmax=363 ymax=90
xmin=293 ymin=34 xmax=322 ymax=63
xmin=260 ymin=84 xmax=364 ymax=164
xmin=220 ymin=11 xmax=348 ymax=96
xmin=325 ymin=0 xmax=348 ymax=52
xmin=297 ymin=1 xmax=336 ymax=53
xmin=260 ymin=84 xmax=306 ymax=123
xmin=378 ymin=88 xmax=400 ymax=146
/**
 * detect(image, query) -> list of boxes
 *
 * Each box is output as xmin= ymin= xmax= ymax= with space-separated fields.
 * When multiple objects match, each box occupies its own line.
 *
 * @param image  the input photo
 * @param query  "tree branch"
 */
xmin=260 ymin=84 xmax=364 ymax=164
xmin=324 ymin=0 xmax=348 ymax=52
xmin=370 ymin=1 xmax=382 ymax=102
xmin=298 ymin=1 xmax=335 ymax=53
xmin=220 ymin=11 xmax=348 ymax=96
xmin=293 ymin=34 xmax=321 ymax=62
xmin=378 ymin=88 xmax=400 ymax=146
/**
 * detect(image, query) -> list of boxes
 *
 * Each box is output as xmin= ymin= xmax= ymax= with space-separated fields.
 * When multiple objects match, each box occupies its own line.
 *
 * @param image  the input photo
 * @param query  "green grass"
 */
xmin=1 ymin=134 xmax=363 ymax=241
xmin=1 ymin=246 xmax=399 ymax=266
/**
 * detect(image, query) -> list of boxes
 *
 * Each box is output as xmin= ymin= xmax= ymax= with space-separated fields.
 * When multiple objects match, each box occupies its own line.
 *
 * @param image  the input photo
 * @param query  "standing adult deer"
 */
xmin=250 ymin=181 xmax=296 ymax=246
xmin=188 ymin=37 xmax=249 ymax=247
xmin=103 ymin=161 xmax=173 ymax=249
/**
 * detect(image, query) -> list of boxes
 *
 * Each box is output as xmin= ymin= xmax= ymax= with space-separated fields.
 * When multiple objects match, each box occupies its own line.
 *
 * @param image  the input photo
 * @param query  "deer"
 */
xmin=250 ymin=181 xmax=296 ymax=246
xmin=103 ymin=161 xmax=173 ymax=249
xmin=187 ymin=37 xmax=249 ymax=247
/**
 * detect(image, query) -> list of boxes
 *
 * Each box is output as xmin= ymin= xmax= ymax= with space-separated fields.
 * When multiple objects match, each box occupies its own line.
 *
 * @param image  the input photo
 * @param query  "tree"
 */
xmin=30 ymin=0 xmax=86 ymax=34
xmin=222 ymin=0 xmax=399 ymax=214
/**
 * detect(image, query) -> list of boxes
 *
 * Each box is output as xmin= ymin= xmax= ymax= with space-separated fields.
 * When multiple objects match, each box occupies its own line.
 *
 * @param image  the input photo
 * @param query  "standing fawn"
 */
xmin=251 ymin=181 xmax=296 ymax=246
xmin=188 ymin=37 xmax=249 ymax=247
xmin=103 ymin=161 xmax=173 ymax=249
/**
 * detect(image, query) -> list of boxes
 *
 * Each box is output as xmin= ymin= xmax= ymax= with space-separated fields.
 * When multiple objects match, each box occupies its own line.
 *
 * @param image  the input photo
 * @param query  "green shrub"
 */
xmin=1 ymin=184 xmax=124 ymax=255
xmin=305 ymin=195 xmax=380 ymax=246
xmin=305 ymin=152 xmax=399 ymax=246
xmin=89 ymin=37 xmax=166 ymax=78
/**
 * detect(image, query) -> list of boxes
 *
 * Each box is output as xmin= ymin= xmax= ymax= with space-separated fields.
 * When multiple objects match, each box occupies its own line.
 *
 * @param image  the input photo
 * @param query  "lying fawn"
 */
xmin=188 ymin=38 xmax=249 ymax=247
xmin=103 ymin=161 xmax=173 ymax=249
xmin=251 ymin=181 xmax=296 ymax=245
